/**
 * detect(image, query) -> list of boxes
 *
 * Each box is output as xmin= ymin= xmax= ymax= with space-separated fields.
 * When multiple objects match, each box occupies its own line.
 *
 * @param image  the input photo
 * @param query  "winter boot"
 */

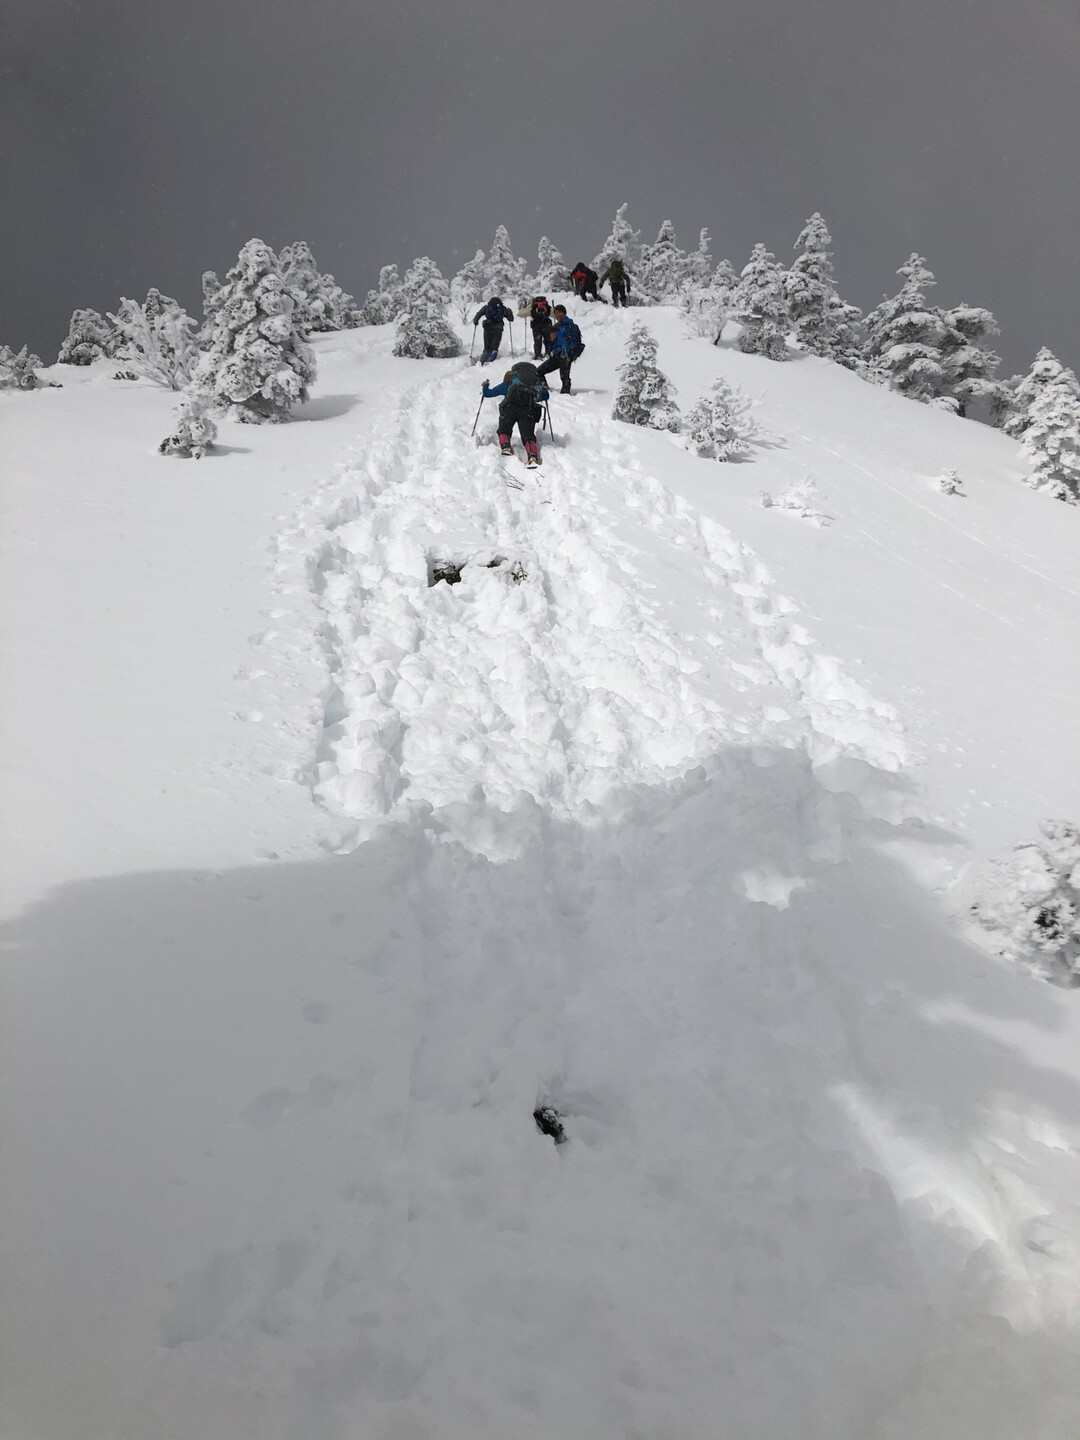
xmin=498 ymin=433 xmax=513 ymax=456
xmin=525 ymin=442 xmax=541 ymax=469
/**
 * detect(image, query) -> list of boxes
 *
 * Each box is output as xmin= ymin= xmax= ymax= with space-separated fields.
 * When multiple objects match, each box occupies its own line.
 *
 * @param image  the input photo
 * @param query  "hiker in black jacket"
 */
xmin=481 ymin=361 xmax=551 ymax=468
xmin=472 ymin=296 xmax=514 ymax=364
xmin=599 ymin=258 xmax=632 ymax=307
xmin=569 ymin=263 xmax=600 ymax=303
xmin=528 ymin=296 xmax=555 ymax=359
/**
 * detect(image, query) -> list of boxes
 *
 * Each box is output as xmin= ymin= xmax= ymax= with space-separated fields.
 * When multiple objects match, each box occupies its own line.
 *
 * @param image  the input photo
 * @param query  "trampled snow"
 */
xmin=3 ymin=307 xmax=1079 ymax=1439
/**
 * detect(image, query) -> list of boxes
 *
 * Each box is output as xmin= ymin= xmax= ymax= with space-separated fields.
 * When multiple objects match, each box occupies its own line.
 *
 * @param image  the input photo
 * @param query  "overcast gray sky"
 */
xmin=3 ymin=0 xmax=1078 ymax=376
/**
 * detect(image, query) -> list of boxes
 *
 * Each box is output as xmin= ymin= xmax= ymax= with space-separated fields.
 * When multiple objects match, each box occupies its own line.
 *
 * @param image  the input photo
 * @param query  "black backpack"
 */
xmin=486 ymin=298 xmax=504 ymax=322
xmin=506 ymin=361 xmax=544 ymax=409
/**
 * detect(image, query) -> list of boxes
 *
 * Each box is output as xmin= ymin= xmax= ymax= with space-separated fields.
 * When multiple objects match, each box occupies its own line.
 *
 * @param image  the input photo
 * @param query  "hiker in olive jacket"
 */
xmin=599 ymin=258 xmax=632 ymax=308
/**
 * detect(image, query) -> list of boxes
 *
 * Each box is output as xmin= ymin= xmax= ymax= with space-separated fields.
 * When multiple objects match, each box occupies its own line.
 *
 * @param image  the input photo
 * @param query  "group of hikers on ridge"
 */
xmin=569 ymin=258 xmax=632 ymax=306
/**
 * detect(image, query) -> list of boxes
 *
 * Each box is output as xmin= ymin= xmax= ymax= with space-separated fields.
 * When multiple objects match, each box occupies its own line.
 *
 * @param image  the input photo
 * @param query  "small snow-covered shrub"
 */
xmin=969 ymin=821 xmax=1080 ymax=986
xmin=759 ymin=476 xmax=830 ymax=525
xmin=159 ymin=389 xmax=218 ymax=458
xmin=681 ymin=259 xmax=738 ymax=340
xmin=58 ymin=308 xmax=118 ymax=365
xmin=0 ymin=344 xmax=43 ymax=389
xmin=684 ymin=378 xmax=760 ymax=461
xmin=612 ymin=323 xmax=679 ymax=431
xmin=393 ymin=257 xmax=461 ymax=359
xmin=936 ymin=468 xmax=965 ymax=495
xmin=109 ymin=289 xmax=199 ymax=389
xmin=198 ymin=238 xmax=316 ymax=423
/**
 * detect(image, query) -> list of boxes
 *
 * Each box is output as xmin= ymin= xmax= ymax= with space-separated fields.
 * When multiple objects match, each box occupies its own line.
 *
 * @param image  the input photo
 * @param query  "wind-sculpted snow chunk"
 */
xmin=612 ymin=323 xmax=680 ymax=431
xmin=197 ymin=238 xmax=316 ymax=423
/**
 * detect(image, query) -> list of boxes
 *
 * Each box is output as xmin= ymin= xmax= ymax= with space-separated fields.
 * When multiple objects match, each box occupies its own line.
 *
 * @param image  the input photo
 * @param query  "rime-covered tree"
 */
xmin=785 ymin=214 xmax=861 ymax=365
xmin=198 ymin=238 xmax=315 ymax=422
xmin=198 ymin=271 xmax=226 ymax=345
xmin=450 ymin=249 xmax=487 ymax=321
xmin=278 ymin=242 xmax=361 ymax=332
xmin=637 ymin=219 xmax=689 ymax=302
xmin=362 ymin=265 xmax=406 ymax=326
xmin=937 ymin=304 xmax=1002 ymax=417
xmin=684 ymin=378 xmax=760 ymax=460
xmin=535 ymin=236 xmax=568 ymax=294
xmin=0 ymin=344 xmax=43 ymax=389
xmin=861 ymin=254 xmax=948 ymax=403
xmin=108 ymin=289 xmax=199 ymax=389
xmin=484 ymin=225 xmax=528 ymax=303
xmin=612 ymin=323 xmax=680 ymax=430
xmin=158 ymin=390 xmax=218 ymax=458
xmin=1021 ymin=380 xmax=1080 ymax=504
xmin=732 ymin=244 xmax=791 ymax=361
xmin=593 ymin=203 xmax=642 ymax=275
xmin=1001 ymin=348 xmax=1080 ymax=439
xmin=682 ymin=258 xmax=738 ymax=341
xmin=684 ymin=229 xmax=713 ymax=289
xmin=392 ymin=257 xmax=462 ymax=359
xmin=57 ymin=308 xmax=118 ymax=365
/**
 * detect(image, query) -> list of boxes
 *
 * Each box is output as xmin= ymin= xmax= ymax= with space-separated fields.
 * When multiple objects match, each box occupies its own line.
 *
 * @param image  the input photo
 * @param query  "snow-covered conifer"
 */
xmin=0 ymin=344 xmax=43 ymax=389
xmin=732 ymin=244 xmax=791 ymax=361
xmin=450 ymin=250 xmax=487 ymax=321
xmin=684 ymin=377 xmax=760 ymax=460
xmin=392 ymin=257 xmax=462 ymax=359
xmin=1001 ymin=348 xmax=1080 ymax=439
xmin=637 ymin=220 xmax=689 ymax=302
xmin=612 ymin=323 xmax=680 ymax=430
xmin=198 ymin=238 xmax=315 ymax=423
xmin=57 ymin=308 xmax=118 ymax=365
xmin=278 ymin=242 xmax=361 ymax=332
xmin=361 ymin=265 xmax=406 ymax=326
xmin=484 ymin=226 xmax=528 ymax=305
xmin=535 ymin=236 xmax=568 ymax=294
xmin=785 ymin=214 xmax=861 ymax=365
xmin=198 ymin=271 xmax=226 ymax=346
xmin=158 ymin=389 xmax=218 ymax=458
xmin=685 ymin=229 xmax=713 ymax=288
xmin=936 ymin=468 xmax=964 ymax=495
xmin=682 ymin=258 xmax=739 ymax=340
xmin=1021 ymin=380 xmax=1080 ymax=504
xmin=938 ymin=304 xmax=1002 ymax=416
xmin=861 ymin=255 xmax=948 ymax=402
xmin=969 ymin=820 xmax=1080 ymax=984
xmin=593 ymin=203 xmax=642 ymax=275
xmin=108 ymin=289 xmax=199 ymax=389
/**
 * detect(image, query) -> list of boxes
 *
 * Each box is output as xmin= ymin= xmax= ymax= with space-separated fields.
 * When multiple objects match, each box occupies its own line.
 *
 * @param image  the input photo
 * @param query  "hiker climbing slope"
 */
xmin=528 ymin=296 xmax=555 ymax=359
xmin=481 ymin=360 xmax=550 ymax=468
xmin=569 ymin=263 xmax=600 ymax=303
xmin=600 ymin=257 xmax=632 ymax=307
xmin=538 ymin=305 xmax=583 ymax=395
xmin=472 ymin=296 xmax=514 ymax=364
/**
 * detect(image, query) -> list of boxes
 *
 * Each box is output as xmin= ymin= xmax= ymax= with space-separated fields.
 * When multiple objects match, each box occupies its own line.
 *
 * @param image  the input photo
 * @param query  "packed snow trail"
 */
xmin=280 ymin=357 xmax=906 ymax=855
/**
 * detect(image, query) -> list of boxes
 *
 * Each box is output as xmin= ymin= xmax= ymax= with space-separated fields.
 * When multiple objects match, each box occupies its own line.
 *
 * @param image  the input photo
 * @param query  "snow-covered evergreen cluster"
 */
xmin=58 ymin=308 xmax=119 ymax=365
xmin=0 ymin=344 xmax=43 ymax=390
xmin=969 ymin=820 xmax=1080 ymax=986
xmin=108 ymin=288 xmax=199 ymax=390
xmin=392 ymin=257 xmax=461 ymax=359
xmin=278 ymin=242 xmax=362 ymax=333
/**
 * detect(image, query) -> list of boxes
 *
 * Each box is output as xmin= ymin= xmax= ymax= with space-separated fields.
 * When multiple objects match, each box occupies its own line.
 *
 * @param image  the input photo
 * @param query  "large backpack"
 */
xmin=506 ymin=361 xmax=544 ymax=409
xmin=532 ymin=298 xmax=550 ymax=322
xmin=486 ymin=298 xmax=504 ymax=323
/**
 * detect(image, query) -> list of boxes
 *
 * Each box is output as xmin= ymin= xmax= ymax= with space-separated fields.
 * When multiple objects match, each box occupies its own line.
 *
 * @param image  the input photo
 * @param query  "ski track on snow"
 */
xmin=276 ymin=364 xmax=906 ymax=852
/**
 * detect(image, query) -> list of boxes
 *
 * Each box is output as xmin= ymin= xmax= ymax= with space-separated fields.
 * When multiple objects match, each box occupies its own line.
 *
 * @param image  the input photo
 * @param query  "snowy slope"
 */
xmin=3 ymin=308 xmax=1080 ymax=1440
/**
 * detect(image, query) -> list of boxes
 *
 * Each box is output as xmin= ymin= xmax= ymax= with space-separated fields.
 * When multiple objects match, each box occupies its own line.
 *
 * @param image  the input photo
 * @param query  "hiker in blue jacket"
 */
xmin=472 ymin=296 xmax=514 ymax=364
xmin=481 ymin=361 xmax=550 ymax=467
xmin=538 ymin=305 xmax=583 ymax=395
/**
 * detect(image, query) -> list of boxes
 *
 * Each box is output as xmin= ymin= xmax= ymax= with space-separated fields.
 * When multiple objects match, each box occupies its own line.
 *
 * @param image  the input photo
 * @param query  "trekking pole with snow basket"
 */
xmin=508 ymin=320 xmax=515 ymax=359
xmin=471 ymin=392 xmax=485 ymax=437
xmin=470 ymin=325 xmax=478 ymax=361
xmin=544 ymin=400 xmax=554 ymax=443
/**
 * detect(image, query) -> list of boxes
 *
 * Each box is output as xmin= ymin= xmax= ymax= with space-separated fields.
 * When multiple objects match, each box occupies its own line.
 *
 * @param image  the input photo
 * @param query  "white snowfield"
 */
xmin=3 ymin=307 xmax=1080 ymax=1440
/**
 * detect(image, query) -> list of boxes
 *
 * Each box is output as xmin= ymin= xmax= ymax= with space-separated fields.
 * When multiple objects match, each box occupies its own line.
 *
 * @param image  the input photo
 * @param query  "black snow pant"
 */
xmin=498 ymin=401 xmax=541 ymax=447
xmin=610 ymin=281 xmax=628 ymax=307
xmin=538 ymin=353 xmax=573 ymax=394
xmin=531 ymin=320 xmax=553 ymax=358
xmin=482 ymin=321 xmax=504 ymax=357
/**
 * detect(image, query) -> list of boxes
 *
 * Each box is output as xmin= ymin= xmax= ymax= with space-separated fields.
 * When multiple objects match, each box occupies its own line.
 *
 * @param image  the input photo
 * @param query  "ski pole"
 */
xmin=469 ymin=325 xmax=477 ymax=361
xmin=544 ymin=401 xmax=554 ymax=442
xmin=471 ymin=391 xmax=485 ymax=437
xmin=508 ymin=320 xmax=515 ymax=359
